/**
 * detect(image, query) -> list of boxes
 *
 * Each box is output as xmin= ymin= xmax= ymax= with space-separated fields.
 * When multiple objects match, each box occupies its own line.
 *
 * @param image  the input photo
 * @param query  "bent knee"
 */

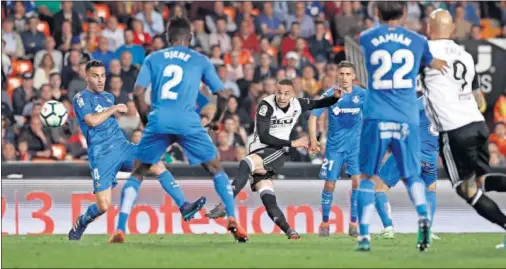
xmin=373 ymin=177 xmax=389 ymax=192
xmin=455 ymin=181 xmax=478 ymax=201
xmin=96 ymin=199 xmax=112 ymax=212
xmin=150 ymin=162 xmax=166 ymax=176
xmin=248 ymin=154 xmax=266 ymax=174
xmin=324 ymin=180 xmax=336 ymax=192
xmin=426 ymin=182 xmax=437 ymax=192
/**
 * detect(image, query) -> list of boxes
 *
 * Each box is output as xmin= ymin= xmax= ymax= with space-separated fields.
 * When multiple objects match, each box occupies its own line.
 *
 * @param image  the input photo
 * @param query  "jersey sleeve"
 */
xmin=256 ymin=101 xmax=291 ymax=147
xmin=471 ymin=73 xmax=480 ymax=91
xmin=73 ymin=93 xmax=93 ymax=121
xmin=202 ymin=57 xmax=224 ymax=94
xmin=135 ymin=55 xmax=152 ymax=88
xmin=311 ymin=89 xmax=333 ymax=118
xmin=421 ymin=38 xmax=434 ymax=67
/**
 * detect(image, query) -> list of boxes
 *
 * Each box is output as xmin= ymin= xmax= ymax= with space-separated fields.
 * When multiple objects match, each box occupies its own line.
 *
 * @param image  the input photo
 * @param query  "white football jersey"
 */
xmin=421 ymin=39 xmax=484 ymax=132
xmin=248 ymin=95 xmax=302 ymax=153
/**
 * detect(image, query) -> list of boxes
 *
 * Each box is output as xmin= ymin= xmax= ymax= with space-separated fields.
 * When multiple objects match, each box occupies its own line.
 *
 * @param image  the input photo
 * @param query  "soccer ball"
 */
xmin=39 ymin=100 xmax=68 ymax=127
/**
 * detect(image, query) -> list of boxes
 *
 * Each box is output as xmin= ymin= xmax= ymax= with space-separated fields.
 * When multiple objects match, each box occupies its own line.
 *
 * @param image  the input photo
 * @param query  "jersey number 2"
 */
xmin=161 ymin=65 xmax=183 ymax=100
xmin=370 ymin=49 xmax=414 ymax=90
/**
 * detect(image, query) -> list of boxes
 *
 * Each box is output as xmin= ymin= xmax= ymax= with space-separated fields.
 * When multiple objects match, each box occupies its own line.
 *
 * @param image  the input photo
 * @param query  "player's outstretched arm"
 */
xmin=299 ymin=91 xmax=340 ymax=111
xmin=206 ymin=92 xmax=228 ymax=130
xmin=84 ymin=104 xmax=127 ymax=127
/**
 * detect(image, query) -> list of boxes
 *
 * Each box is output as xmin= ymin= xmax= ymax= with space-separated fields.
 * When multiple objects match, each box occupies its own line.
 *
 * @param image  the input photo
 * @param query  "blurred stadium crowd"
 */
xmin=2 ymin=1 xmax=506 ymax=165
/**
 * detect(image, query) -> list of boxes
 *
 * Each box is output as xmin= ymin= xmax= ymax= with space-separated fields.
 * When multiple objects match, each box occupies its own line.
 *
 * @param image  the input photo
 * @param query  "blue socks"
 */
xmin=321 ymin=190 xmax=333 ymax=223
xmin=213 ymin=171 xmax=236 ymax=218
xmin=117 ymin=176 xmax=141 ymax=232
xmin=375 ymin=192 xmax=393 ymax=228
xmin=404 ymin=176 xmax=429 ymax=219
xmin=350 ymin=189 xmax=358 ymax=223
xmin=357 ymin=179 xmax=375 ymax=238
xmin=426 ymin=190 xmax=436 ymax=225
xmin=158 ymin=171 xmax=186 ymax=208
xmin=80 ymin=203 xmax=104 ymax=226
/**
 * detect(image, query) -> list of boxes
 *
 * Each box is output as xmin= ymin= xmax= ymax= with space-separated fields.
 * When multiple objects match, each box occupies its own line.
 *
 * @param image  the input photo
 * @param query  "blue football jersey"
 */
xmin=360 ymin=25 xmax=433 ymax=124
xmin=135 ymin=46 xmax=224 ymax=134
xmin=73 ymin=90 xmax=127 ymax=153
xmin=418 ymin=97 xmax=439 ymax=161
xmin=312 ymin=86 xmax=367 ymax=152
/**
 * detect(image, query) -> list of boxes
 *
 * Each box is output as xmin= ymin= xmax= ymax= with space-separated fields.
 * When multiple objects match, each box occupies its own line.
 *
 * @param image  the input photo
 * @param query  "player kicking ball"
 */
xmin=308 ymin=61 xmax=367 ymax=237
xmin=68 ymin=60 xmax=205 ymax=241
xmin=356 ymin=1 xmax=448 ymax=252
xmin=206 ymin=79 xmax=342 ymax=239
xmin=374 ymin=95 xmax=439 ymax=240
xmin=108 ymin=17 xmax=248 ymax=243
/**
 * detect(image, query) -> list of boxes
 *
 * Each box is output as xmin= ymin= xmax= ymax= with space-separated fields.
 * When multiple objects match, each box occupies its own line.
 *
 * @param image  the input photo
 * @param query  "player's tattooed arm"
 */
xmin=84 ymin=104 xmax=127 ymax=127
xmin=471 ymin=73 xmax=487 ymax=113
xmin=207 ymin=92 xmax=228 ymax=131
xmin=133 ymin=85 xmax=150 ymax=125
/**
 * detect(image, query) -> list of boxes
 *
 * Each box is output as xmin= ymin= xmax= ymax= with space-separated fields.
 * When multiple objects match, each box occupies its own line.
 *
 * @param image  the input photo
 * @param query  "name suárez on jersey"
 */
xmin=371 ymin=33 xmax=412 ymax=47
xmin=164 ymin=50 xmax=191 ymax=61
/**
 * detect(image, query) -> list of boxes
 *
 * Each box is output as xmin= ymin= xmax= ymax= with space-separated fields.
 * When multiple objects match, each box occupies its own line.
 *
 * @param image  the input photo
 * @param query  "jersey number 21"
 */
xmin=161 ymin=64 xmax=183 ymax=100
xmin=371 ymin=49 xmax=415 ymax=90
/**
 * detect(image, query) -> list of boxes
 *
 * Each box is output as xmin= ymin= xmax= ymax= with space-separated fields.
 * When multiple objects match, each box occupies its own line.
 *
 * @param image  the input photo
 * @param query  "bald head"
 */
xmin=428 ymin=9 xmax=454 ymax=40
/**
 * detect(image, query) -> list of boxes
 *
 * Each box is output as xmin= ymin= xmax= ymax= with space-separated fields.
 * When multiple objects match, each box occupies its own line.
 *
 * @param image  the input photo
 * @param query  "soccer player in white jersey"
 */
xmin=422 ymin=9 xmax=506 ymax=249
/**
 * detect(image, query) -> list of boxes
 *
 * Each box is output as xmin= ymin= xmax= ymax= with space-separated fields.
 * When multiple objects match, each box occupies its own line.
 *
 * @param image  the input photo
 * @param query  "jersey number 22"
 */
xmin=161 ymin=65 xmax=183 ymax=100
xmin=371 ymin=49 xmax=414 ymax=90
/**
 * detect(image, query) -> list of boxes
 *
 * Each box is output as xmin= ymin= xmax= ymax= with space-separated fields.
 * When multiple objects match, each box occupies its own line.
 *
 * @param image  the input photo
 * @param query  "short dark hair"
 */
xmin=315 ymin=21 xmax=325 ymax=27
xmin=277 ymin=79 xmax=293 ymax=87
xmin=377 ymin=1 xmax=406 ymax=21
xmin=110 ymin=74 xmax=121 ymax=80
xmin=85 ymin=60 xmax=105 ymax=71
xmin=337 ymin=60 xmax=356 ymax=72
xmin=49 ymin=72 xmax=60 ymax=79
xmin=166 ymin=16 xmax=192 ymax=43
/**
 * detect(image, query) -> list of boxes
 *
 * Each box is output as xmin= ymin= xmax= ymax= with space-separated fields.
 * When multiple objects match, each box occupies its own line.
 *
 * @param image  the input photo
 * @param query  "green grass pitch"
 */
xmin=2 ymin=233 xmax=505 ymax=268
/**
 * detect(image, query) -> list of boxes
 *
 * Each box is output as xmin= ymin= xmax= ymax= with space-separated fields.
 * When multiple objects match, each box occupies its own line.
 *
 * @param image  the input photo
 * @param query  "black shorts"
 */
xmin=439 ymin=121 xmax=490 ymax=186
xmin=249 ymin=147 xmax=287 ymax=191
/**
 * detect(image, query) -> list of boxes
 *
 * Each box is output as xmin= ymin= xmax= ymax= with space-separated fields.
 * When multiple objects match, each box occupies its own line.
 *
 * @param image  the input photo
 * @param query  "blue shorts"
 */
xmin=135 ymin=127 xmax=217 ymax=165
xmin=379 ymin=153 xmax=438 ymax=188
xmin=360 ymin=120 xmax=420 ymax=179
xmin=319 ymin=149 xmax=360 ymax=181
xmin=89 ymin=141 xmax=137 ymax=193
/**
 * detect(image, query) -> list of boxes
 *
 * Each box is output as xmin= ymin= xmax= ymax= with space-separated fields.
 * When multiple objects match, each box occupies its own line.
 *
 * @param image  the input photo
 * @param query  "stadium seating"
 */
xmin=37 ymin=21 xmax=51 ymax=37
xmin=10 ymin=60 xmax=33 ymax=77
xmin=94 ymin=4 xmax=111 ymax=21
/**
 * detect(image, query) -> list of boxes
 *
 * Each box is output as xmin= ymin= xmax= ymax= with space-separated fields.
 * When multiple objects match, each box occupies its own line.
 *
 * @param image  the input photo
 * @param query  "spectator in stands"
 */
xmin=405 ymin=1 xmax=423 ymax=32
xmin=72 ymin=2 xmax=95 ymax=22
xmin=325 ymin=63 xmax=338 ymax=85
xmin=209 ymin=17 xmax=232 ymax=54
xmin=448 ymin=1 xmax=480 ymax=26
xmin=193 ymin=18 xmax=211 ymax=54
xmin=135 ymin=2 xmax=164 ymax=38
xmin=285 ymin=2 xmax=315 ymax=39
xmin=254 ymin=52 xmax=276 ymax=82
xmin=61 ymin=49 xmax=81 ymax=89
xmin=217 ymin=65 xmax=240 ymax=97
xmin=108 ymin=74 xmax=129 ymax=105
xmin=64 ymin=36 xmax=91 ymax=65
xmin=84 ymin=20 xmax=101 ymax=53
xmin=225 ymin=36 xmax=253 ymax=65
xmin=12 ymin=72 xmax=36 ymax=116
xmin=2 ymin=114 xmax=16 ymax=145
xmin=263 ymin=77 xmax=277 ymax=95
xmin=53 ymin=1 xmax=83 ymax=40
xmin=131 ymin=129 xmax=143 ymax=144
xmin=206 ymin=1 xmax=237 ymax=34
xmin=257 ymin=37 xmax=279 ymax=68
xmin=92 ymin=37 xmax=115 ymax=73
xmin=12 ymin=1 xmax=28 ymax=33
xmin=235 ymin=1 xmax=257 ymax=33
xmin=67 ymin=61 xmax=87 ymax=99
xmin=1 ymin=40 xmax=11 ymax=76
xmin=151 ymin=35 xmax=165 ymax=52
xmin=20 ymin=115 xmax=53 ymax=159
xmin=471 ymin=25 xmax=482 ymax=40
xmin=22 ymin=84 xmax=53 ymax=116
xmin=33 ymin=53 xmax=59 ymax=90
xmin=280 ymin=22 xmax=300 ymax=58
xmin=257 ymin=2 xmax=285 ymax=45
xmin=101 ymin=16 xmax=125 ymax=52
xmin=308 ymin=21 xmax=332 ymax=62
xmin=48 ymin=72 xmax=65 ymax=102
xmin=284 ymin=52 xmax=301 ymax=79
xmin=119 ymin=51 xmax=139 ymax=94
xmin=334 ymin=1 xmax=363 ymax=44
xmin=490 ymin=122 xmax=506 ymax=157
xmin=454 ymin=4 xmax=473 ymax=40
xmin=209 ymin=44 xmax=225 ymax=66
xmin=115 ymin=30 xmax=145 ymax=67
xmin=217 ymin=131 xmax=237 ymax=161
xmin=132 ymin=19 xmax=152 ymax=47
xmin=2 ymin=142 xmax=17 ymax=161
xmin=55 ymin=20 xmax=74 ymax=53
xmin=490 ymin=151 xmax=506 ymax=166
xmin=21 ymin=16 xmax=46 ymax=59
xmin=237 ymin=63 xmax=254 ymax=98
xmin=306 ymin=1 xmax=324 ymax=18
xmin=223 ymin=116 xmax=245 ymax=147
xmin=17 ymin=138 xmax=30 ymax=161
xmin=170 ymin=4 xmax=188 ymax=19
xmin=2 ymin=17 xmax=25 ymax=59
xmin=34 ymin=37 xmax=63 ymax=71
xmin=301 ymin=65 xmax=320 ymax=98
xmin=291 ymin=38 xmax=315 ymax=69
xmin=235 ymin=146 xmax=247 ymax=161
xmin=237 ymin=20 xmax=259 ymax=54
xmin=320 ymin=75 xmax=335 ymax=93
xmin=226 ymin=50 xmax=245 ymax=81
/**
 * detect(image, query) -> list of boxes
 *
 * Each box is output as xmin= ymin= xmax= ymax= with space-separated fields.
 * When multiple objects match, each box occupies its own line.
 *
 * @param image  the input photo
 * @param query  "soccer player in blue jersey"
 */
xmin=356 ymin=1 xmax=447 ymax=251
xmin=308 ymin=61 xmax=367 ymax=238
xmin=108 ymin=17 xmax=248 ymax=243
xmin=68 ymin=60 xmax=205 ymax=241
xmin=374 ymin=95 xmax=440 ymax=240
